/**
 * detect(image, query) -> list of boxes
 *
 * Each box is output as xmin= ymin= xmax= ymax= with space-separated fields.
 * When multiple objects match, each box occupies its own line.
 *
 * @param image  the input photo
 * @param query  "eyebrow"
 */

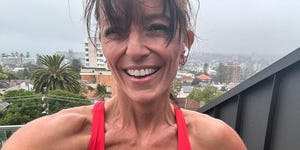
xmin=143 ymin=13 xmax=170 ymax=22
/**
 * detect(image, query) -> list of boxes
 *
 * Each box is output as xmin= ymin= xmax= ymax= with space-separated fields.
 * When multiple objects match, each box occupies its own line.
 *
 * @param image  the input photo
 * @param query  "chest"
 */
xmin=104 ymin=125 xmax=178 ymax=150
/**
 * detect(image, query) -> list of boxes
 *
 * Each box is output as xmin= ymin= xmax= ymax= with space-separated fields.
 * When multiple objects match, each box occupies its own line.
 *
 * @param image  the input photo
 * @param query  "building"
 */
xmin=80 ymin=67 xmax=117 ymax=100
xmin=84 ymin=38 xmax=106 ymax=68
xmin=226 ymin=61 xmax=241 ymax=83
xmin=0 ymin=55 xmax=35 ymax=67
xmin=55 ymin=49 xmax=85 ymax=65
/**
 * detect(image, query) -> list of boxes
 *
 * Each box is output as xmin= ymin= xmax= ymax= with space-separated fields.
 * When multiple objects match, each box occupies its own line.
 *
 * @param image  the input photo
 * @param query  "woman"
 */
xmin=2 ymin=0 xmax=246 ymax=149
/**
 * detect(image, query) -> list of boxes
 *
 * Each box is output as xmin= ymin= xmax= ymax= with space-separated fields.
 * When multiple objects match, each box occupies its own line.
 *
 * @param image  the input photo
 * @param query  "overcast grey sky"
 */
xmin=1 ymin=0 xmax=300 ymax=57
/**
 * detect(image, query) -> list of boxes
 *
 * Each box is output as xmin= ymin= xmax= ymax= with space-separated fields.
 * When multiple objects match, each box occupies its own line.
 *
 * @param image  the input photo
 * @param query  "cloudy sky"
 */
xmin=1 ymin=0 xmax=300 ymax=57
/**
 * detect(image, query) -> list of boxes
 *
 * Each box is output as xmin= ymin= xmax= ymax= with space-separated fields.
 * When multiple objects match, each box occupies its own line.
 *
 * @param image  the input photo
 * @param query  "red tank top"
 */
xmin=88 ymin=101 xmax=191 ymax=150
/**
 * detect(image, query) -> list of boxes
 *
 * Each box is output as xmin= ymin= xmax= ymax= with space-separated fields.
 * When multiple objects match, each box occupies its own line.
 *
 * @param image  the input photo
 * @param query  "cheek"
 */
xmin=102 ymin=43 xmax=119 ymax=64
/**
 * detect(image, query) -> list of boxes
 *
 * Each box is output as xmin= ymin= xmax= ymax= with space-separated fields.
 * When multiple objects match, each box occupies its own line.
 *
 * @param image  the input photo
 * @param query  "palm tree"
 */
xmin=31 ymin=55 xmax=81 ymax=93
xmin=94 ymin=84 xmax=110 ymax=101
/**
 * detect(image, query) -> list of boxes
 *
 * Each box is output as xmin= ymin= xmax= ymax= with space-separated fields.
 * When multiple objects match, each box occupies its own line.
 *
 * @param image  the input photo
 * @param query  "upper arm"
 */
xmin=185 ymin=111 xmax=246 ymax=150
xmin=211 ymin=120 xmax=247 ymax=149
xmin=2 ymin=108 xmax=92 ymax=150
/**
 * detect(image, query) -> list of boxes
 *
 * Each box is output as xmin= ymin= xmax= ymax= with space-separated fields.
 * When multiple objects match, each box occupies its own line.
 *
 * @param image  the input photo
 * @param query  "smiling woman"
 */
xmin=2 ymin=0 xmax=246 ymax=149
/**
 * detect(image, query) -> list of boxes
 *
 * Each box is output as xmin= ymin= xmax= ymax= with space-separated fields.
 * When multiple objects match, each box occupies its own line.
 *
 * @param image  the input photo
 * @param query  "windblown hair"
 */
xmin=84 ymin=0 xmax=195 ymax=44
xmin=84 ymin=0 xmax=199 ymax=105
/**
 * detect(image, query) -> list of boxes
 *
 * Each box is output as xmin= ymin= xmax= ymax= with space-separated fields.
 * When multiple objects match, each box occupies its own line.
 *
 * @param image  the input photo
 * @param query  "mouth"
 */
xmin=125 ymin=68 xmax=160 ymax=78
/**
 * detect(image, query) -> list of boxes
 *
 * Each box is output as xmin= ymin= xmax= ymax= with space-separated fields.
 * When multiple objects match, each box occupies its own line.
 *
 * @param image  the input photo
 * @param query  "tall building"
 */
xmin=84 ymin=38 xmax=106 ymax=68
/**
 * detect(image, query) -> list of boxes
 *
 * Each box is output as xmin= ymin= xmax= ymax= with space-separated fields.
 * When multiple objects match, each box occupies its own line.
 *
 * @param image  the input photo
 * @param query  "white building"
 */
xmin=84 ymin=38 xmax=107 ymax=69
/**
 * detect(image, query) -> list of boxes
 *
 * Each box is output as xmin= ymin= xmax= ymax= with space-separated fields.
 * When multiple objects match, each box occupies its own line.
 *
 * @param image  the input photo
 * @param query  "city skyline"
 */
xmin=1 ymin=0 xmax=300 ymax=57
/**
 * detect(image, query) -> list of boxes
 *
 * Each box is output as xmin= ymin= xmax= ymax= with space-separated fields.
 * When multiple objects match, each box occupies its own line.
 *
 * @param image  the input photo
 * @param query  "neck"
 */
xmin=105 ymin=93 xmax=175 ymax=135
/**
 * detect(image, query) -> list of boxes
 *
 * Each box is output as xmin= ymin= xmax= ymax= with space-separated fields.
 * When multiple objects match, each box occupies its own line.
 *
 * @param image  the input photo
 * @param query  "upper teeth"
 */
xmin=127 ymin=68 xmax=156 ymax=77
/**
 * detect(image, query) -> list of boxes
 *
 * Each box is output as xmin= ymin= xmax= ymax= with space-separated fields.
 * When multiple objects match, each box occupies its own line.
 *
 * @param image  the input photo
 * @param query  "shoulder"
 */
xmin=2 ymin=105 xmax=94 ymax=150
xmin=182 ymin=109 xmax=247 ymax=150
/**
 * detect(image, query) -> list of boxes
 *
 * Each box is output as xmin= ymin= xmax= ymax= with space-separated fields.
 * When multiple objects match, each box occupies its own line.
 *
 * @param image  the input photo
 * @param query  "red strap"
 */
xmin=88 ymin=101 xmax=105 ymax=150
xmin=88 ymin=102 xmax=190 ymax=150
xmin=174 ymin=105 xmax=191 ymax=150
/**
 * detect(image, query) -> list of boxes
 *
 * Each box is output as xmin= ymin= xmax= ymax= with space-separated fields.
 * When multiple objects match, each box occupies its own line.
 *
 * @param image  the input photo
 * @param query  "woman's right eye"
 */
xmin=104 ymin=28 xmax=120 ymax=37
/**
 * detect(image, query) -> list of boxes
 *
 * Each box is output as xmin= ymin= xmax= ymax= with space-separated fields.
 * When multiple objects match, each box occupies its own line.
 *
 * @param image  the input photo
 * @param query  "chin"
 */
xmin=127 ymin=90 xmax=166 ymax=104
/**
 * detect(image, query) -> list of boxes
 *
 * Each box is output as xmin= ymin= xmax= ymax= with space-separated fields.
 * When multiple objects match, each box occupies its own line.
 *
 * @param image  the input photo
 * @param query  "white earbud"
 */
xmin=184 ymin=46 xmax=189 ymax=57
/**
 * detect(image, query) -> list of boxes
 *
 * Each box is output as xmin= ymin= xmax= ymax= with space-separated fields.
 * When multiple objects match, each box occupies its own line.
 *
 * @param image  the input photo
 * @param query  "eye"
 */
xmin=104 ymin=27 xmax=121 ymax=36
xmin=103 ymin=27 xmax=127 ymax=40
xmin=147 ymin=24 xmax=169 ymax=34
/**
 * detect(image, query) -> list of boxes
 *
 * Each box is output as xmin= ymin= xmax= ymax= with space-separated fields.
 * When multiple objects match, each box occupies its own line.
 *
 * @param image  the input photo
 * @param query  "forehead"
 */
xmin=99 ymin=0 xmax=168 ymax=24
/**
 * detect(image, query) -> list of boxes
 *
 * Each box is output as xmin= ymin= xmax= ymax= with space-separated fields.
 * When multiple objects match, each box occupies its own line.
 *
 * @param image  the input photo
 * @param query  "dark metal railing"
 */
xmin=198 ymin=47 xmax=300 ymax=150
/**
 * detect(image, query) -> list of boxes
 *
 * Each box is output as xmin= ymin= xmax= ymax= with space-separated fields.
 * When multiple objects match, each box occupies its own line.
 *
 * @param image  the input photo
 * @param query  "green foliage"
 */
xmin=191 ymin=78 xmax=201 ymax=86
xmin=216 ymin=63 xmax=228 ymax=84
xmin=69 ymin=58 xmax=82 ymax=74
xmin=31 ymin=54 xmax=81 ymax=93
xmin=0 ymin=67 xmax=16 ymax=81
xmin=0 ymin=90 xmax=43 ymax=125
xmin=203 ymin=63 xmax=209 ymax=75
xmin=171 ymin=80 xmax=182 ymax=97
xmin=47 ymin=89 xmax=91 ymax=114
xmin=94 ymin=84 xmax=110 ymax=100
xmin=0 ymin=89 xmax=91 ymax=125
xmin=14 ymin=69 xmax=31 ymax=80
xmin=188 ymin=86 xmax=224 ymax=104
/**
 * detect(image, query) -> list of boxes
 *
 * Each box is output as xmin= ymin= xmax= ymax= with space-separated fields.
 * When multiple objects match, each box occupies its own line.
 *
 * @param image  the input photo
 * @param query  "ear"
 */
xmin=179 ymin=30 xmax=194 ymax=65
xmin=184 ymin=30 xmax=194 ymax=49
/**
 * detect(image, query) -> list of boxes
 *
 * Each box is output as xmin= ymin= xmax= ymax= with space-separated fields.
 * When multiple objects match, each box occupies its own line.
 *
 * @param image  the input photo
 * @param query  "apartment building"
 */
xmin=84 ymin=38 xmax=106 ymax=68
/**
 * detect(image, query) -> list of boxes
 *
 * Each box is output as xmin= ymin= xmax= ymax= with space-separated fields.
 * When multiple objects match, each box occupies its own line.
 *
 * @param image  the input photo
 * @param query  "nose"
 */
xmin=125 ymin=28 xmax=150 ymax=61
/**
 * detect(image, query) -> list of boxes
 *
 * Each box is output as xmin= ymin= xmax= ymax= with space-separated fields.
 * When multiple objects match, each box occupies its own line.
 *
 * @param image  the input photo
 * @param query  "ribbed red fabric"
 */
xmin=174 ymin=104 xmax=192 ymax=150
xmin=88 ymin=102 xmax=191 ymax=150
xmin=88 ymin=101 xmax=105 ymax=150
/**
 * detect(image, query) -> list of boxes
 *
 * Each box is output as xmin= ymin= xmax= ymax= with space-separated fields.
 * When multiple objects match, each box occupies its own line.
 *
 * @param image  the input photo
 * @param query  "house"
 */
xmin=178 ymin=85 xmax=193 ymax=98
xmin=196 ymin=74 xmax=212 ymax=82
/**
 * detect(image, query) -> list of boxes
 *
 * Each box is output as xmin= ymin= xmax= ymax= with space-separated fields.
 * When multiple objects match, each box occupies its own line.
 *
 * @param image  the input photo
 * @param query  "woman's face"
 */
xmin=99 ymin=0 xmax=188 ymax=103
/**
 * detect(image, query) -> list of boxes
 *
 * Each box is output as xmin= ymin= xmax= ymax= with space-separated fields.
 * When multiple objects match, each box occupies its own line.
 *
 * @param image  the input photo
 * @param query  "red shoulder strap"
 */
xmin=88 ymin=101 xmax=105 ymax=150
xmin=174 ymin=105 xmax=191 ymax=150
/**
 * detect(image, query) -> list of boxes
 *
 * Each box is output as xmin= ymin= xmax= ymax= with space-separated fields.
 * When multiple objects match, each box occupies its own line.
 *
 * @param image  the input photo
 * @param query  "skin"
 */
xmin=2 ymin=0 xmax=247 ymax=149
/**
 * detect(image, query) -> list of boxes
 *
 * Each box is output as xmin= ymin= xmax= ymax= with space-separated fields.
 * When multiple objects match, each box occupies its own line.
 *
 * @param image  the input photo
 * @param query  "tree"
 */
xmin=0 ymin=66 xmax=16 ymax=81
xmin=31 ymin=54 xmax=81 ymax=93
xmin=216 ymin=63 xmax=227 ymax=84
xmin=0 ymin=89 xmax=91 ymax=125
xmin=203 ymin=63 xmax=209 ymax=75
xmin=94 ymin=84 xmax=110 ymax=100
xmin=0 ymin=90 xmax=43 ymax=125
xmin=171 ymin=80 xmax=182 ymax=98
xmin=69 ymin=58 xmax=82 ymax=74
xmin=188 ymin=86 xmax=224 ymax=104
xmin=47 ymin=89 xmax=91 ymax=114
xmin=191 ymin=78 xmax=201 ymax=86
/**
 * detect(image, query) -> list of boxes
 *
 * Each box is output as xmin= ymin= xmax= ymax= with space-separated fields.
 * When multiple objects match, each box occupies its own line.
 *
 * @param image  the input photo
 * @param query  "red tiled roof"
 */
xmin=196 ymin=74 xmax=212 ymax=80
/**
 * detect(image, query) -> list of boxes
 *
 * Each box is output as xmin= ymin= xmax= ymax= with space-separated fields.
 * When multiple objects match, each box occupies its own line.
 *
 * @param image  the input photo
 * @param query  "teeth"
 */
xmin=127 ymin=68 xmax=157 ymax=77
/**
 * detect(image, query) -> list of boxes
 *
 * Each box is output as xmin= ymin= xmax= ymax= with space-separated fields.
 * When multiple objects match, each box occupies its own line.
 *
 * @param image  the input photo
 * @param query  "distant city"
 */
xmin=0 ymin=40 xmax=282 ymax=110
xmin=0 ymin=45 xmax=279 ymax=85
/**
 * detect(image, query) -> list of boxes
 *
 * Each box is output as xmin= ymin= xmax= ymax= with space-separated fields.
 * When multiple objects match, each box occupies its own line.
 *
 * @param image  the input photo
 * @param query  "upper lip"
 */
xmin=123 ymin=65 xmax=160 ymax=70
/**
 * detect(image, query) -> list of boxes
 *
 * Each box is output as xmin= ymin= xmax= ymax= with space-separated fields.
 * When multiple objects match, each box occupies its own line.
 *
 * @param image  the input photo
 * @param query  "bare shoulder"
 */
xmin=2 ymin=105 xmax=94 ymax=150
xmin=182 ymin=109 xmax=247 ymax=150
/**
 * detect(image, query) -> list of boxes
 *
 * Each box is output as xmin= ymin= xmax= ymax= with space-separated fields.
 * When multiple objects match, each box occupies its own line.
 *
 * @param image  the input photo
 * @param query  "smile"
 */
xmin=126 ymin=68 xmax=159 ymax=77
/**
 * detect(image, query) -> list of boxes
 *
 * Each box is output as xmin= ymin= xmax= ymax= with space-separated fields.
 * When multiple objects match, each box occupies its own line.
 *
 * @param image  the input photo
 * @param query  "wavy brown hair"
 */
xmin=84 ymin=0 xmax=196 ymax=45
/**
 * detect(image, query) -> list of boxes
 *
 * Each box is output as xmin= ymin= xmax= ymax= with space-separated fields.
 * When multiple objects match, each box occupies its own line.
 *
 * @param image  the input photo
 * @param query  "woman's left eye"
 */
xmin=147 ymin=24 xmax=169 ymax=33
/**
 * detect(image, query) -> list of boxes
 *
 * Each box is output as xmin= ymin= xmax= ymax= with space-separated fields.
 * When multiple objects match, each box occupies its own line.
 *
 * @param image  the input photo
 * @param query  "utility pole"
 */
xmin=42 ymin=87 xmax=49 ymax=115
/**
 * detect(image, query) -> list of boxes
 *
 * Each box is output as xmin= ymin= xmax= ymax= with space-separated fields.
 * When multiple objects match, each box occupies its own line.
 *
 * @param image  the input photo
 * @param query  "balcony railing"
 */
xmin=0 ymin=125 xmax=23 ymax=147
xmin=198 ymin=47 xmax=300 ymax=150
